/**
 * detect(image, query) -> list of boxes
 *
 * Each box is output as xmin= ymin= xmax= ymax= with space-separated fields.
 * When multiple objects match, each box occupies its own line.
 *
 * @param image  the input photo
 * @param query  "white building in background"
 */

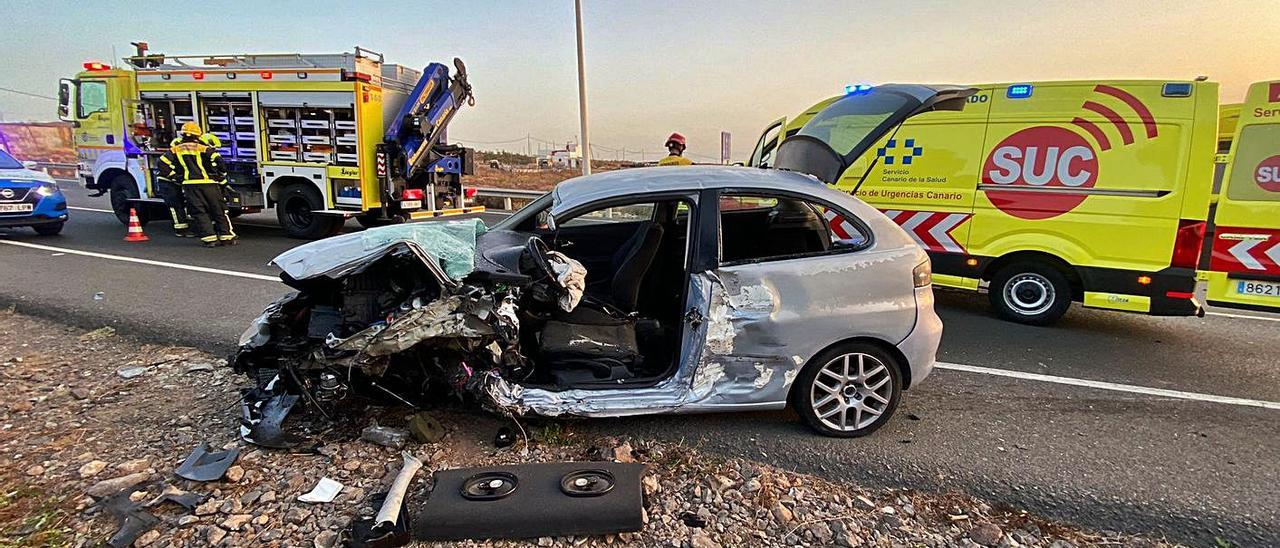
xmin=541 ymin=142 xmax=581 ymax=169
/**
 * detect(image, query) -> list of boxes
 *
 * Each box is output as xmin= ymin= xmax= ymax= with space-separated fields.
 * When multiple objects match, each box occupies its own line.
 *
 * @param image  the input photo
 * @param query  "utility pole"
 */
xmin=574 ymin=0 xmax=592 ymax=176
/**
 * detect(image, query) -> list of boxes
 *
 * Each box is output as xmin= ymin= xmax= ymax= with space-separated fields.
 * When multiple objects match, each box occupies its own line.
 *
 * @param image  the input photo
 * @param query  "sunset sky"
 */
xmin=2 ymin=0 xmax=1277 ymax=161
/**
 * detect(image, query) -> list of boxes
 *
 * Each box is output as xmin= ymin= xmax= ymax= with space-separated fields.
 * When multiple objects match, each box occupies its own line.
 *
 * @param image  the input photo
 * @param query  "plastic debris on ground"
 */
xmin=361 ymin=425 xmax=410 ymax=449
xmin=298 ymin=477 xmax=343 ymax=503
xmin=174 ymin=442 xmax=240 ymax=482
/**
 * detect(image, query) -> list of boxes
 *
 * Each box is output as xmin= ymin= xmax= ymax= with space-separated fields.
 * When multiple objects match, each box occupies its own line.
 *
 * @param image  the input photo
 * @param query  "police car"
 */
xmin=0 ymin=148 xmax=68 ymax=235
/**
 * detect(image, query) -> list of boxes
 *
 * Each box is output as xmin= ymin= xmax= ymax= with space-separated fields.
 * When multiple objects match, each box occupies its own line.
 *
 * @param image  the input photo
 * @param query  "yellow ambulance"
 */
xmin=757 ymin=80 xmax=1224 ymax=325
xmin=1202 ymin=81 xmax=1280 ymax=312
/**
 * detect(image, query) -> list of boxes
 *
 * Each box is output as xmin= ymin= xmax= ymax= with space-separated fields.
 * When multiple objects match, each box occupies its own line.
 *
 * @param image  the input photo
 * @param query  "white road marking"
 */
xmin=936 ymin=361 xmax=1280 ymax=410
xmin=1206 ymin=311 xmax=1280 ymax=323
xmin=69 ymin=205 xmax=115 ymax=214
xmin=0 ymin=240 xmax=280 ymax=282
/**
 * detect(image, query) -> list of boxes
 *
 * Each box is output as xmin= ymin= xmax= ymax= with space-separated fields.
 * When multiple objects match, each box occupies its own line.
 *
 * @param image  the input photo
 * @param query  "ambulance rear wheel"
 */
xmin=989 ymin=263 xmax=1072 ymax=326
xmin=277 ymin=184 xmax=343 ymax=240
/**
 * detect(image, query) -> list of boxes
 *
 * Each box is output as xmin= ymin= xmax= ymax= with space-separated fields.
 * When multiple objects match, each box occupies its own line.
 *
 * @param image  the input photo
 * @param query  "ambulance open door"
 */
xmin=1205 ymin=80 xmax=1280 ymax=313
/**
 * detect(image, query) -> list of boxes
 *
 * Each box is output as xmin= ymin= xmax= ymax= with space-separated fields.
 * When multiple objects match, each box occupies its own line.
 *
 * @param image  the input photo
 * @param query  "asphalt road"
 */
xmin=1 ymin=183 xmax=1277 ymax=546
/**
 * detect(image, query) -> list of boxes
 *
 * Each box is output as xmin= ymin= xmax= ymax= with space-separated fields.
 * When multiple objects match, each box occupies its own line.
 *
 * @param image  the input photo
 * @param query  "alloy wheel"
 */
xmin=809 ymin=353 xmax=893 ymax=432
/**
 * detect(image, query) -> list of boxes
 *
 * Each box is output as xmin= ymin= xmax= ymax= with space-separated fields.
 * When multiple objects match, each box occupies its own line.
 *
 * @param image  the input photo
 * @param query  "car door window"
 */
xmin=719 ymin=193 xmax=868 ymax=264
xmin=559 ymin=203 xmax=655 ymax=227
xmin=77 ymin=81 xmax=108 ymax=118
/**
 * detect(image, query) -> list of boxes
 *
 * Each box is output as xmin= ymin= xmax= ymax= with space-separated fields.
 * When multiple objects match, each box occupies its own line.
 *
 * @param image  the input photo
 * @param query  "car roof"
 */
xmin=549 ymin=165 xmax=833 ymax=216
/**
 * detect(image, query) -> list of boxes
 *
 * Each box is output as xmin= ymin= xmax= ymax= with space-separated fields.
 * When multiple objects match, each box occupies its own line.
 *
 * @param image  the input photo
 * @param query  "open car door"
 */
xmin=773 ymin=84 xmax=977 ymax=184
xmin=1205 ymin=80 xmax=1280 ymax=313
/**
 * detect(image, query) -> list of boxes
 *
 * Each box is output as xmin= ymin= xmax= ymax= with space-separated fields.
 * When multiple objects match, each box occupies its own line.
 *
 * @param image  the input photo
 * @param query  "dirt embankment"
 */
xmin=0 ymin=308 xmax=1179 ymax=547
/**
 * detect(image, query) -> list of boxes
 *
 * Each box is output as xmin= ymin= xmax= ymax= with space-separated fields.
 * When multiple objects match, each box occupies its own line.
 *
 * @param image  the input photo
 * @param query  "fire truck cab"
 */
xmin=58 ymin=42 xmax=481 ymax=239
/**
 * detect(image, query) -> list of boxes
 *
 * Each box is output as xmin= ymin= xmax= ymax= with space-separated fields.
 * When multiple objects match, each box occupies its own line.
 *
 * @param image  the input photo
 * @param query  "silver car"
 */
xmin=236 ymin=166 xmax=940 ymax=438
xmin=488 ymin=166 xmax=941 ymax=436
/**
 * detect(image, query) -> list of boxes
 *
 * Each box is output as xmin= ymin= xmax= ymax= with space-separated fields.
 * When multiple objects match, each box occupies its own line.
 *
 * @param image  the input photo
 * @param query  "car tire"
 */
xmin=33 ymin=222 xmax=64 ymax=236
xmin=988 ymin=262 xmax=1072 ymax=326
xmin=276 ymin=183 xmax=343 ymax=240
xmin=794 ymin=342 xmax=903 ymax=438
xmin=109 ymin=174 xmax=146 ymax=226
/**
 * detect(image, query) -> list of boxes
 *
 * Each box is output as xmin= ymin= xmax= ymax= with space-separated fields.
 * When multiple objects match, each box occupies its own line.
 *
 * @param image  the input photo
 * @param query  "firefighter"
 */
xmin=155 ymin=138 xmax=192 ymax=237
xmin=157 ymin=122 xmax=236 ymax=247
xmin=657 ymin=132 xmax=693 ymax=166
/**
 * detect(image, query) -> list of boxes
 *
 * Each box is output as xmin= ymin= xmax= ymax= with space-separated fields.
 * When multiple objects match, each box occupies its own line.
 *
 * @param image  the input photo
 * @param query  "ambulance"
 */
xmin=1202 ymin=82 xmax=1280 ymax=313
xmin=752 ymin=79 xmax=1272 ymax=325
xmin=57 ymin=42 xmax=482 ymax=239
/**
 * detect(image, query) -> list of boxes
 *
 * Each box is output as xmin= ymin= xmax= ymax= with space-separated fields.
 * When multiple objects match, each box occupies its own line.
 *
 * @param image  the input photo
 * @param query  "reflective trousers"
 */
xmin=156 ymin=179 xmax=190 ymax=230
xmin=183 ymin=184 xmax=236 ymax=242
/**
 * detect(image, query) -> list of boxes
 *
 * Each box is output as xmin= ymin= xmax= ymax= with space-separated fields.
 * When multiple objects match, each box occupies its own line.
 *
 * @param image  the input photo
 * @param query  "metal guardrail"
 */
xmin=473 ymin=186 xmax=545 ymax=211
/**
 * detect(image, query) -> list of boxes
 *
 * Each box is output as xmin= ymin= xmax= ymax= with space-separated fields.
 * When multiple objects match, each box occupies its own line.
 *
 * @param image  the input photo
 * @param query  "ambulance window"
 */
xmin=77 ymin=81 xmax=108 ymax=118
xmin=1226 ymin=124 xmax=1280 ymax=203
xmin=719 ymin=193 xmax=868 ymax=264
xmin=797 ymin=92 xmax=915 ymax=159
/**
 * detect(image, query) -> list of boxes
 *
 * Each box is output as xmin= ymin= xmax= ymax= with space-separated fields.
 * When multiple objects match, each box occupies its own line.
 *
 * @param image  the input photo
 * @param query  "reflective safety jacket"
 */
xmin=158 ymin=140 xmax=226 ymax=185
xmin=657 ymin=154 xmax=692 ymax=166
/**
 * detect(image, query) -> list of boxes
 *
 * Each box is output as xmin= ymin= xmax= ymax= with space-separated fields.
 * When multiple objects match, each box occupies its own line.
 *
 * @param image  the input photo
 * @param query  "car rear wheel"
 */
xmin=988 ymin=262 xmax=1072 ymax=326
xmin=33 ymin=222 xmax=64 ymax=236
xmin=277 ymin=183 xmax=343 ymax=240
xmin=109 ymin=174 xmax=146 ymax=226
xmin=795 ymin=342 xmax=903 ymax=437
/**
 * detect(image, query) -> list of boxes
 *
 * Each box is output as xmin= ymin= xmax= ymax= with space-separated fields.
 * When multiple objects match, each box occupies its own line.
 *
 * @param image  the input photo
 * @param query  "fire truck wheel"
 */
xmin=988 ymin=262 xmax=1072 ymax=326
xmin=109 ymin=174 xmax=147 ymax=226
xmin=277 ymin=183 xmax=343 ymax=240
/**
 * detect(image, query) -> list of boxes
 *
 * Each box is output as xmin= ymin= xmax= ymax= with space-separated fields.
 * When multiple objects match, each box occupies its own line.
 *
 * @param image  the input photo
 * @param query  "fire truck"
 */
xmin=57 ymin=42 xmax=483 ymax=239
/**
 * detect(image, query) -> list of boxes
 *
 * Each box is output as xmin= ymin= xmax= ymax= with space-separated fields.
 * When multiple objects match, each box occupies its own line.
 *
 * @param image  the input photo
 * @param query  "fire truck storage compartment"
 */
xmin=138 ymin=92 xmax=194 ymax=150
xmin=332 ymin=177 xmax=363 ymax=206
xmin=259 ymin=91 xmax=357 ymax=167
xmin=198 ymin=93 xmax=255 ymax=161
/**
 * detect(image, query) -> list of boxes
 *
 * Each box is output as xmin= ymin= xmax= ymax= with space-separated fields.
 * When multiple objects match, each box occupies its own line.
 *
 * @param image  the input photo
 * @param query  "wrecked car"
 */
xmin=233 ymin=166 xmax=941 ymax=437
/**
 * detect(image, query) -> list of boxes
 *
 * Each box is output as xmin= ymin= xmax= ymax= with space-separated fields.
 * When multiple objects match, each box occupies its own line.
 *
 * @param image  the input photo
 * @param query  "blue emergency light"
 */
xmin=1162 ymin=82 xmax=1193 ymax=97
xmin=1006 ymin=84 xmax=1033 ymax=99
xmin=844 ymin=84 xmax=874 ymax=95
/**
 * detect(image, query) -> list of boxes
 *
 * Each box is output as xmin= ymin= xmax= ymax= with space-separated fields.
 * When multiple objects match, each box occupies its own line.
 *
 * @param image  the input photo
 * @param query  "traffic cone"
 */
xmin=123 ymin=208 xmax=149 ymax=242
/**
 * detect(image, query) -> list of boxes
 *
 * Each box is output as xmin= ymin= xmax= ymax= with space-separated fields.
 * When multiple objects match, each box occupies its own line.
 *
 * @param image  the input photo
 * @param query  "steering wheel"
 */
xmin=523 ymin=236 xmax=556 ymax=281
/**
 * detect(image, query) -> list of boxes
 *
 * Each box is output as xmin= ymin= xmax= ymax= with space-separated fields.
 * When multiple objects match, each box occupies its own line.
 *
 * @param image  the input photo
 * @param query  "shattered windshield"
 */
xmin=797 ymin=91 xmax=917 ymax=160
xmin=271 ymin=218 xmax=488 ymax=282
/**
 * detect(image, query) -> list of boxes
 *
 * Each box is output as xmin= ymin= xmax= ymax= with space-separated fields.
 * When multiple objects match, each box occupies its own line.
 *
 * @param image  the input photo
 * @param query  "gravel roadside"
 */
xmin=0 ymin=308 xmax=1183 ymax=547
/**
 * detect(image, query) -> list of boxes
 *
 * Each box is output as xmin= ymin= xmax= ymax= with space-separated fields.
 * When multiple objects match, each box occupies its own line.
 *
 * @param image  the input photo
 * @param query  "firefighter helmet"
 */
xmin=180 ymin=122 xmax=203 ymax=137
xmin=665 ymin=132 xmax=686 ymax=149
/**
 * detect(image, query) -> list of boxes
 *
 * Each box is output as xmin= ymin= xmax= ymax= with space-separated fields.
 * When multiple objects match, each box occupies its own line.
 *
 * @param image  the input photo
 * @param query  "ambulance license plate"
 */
xmin=0 ymin=203 xmax=33 ymax=213
xmin=1236 ymin=280 xmax=1280 ymax=298
xmin=400 ymin=200 xmax=422 ymax=209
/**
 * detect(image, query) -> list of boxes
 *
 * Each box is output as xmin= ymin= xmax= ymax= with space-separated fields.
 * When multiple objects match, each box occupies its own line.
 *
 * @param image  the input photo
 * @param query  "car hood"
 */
xmin=0 ymin=168 xmax=55 ymax=184
xmin=270 ymin=218 xmax=488 ymax=285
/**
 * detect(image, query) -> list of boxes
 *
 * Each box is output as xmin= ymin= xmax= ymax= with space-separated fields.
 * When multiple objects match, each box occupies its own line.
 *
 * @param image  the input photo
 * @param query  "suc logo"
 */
xmin=982 ymin=126 xmax=1099 ymax=220
xmin=1254 ymin=154 xmax=1280 ymax=192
